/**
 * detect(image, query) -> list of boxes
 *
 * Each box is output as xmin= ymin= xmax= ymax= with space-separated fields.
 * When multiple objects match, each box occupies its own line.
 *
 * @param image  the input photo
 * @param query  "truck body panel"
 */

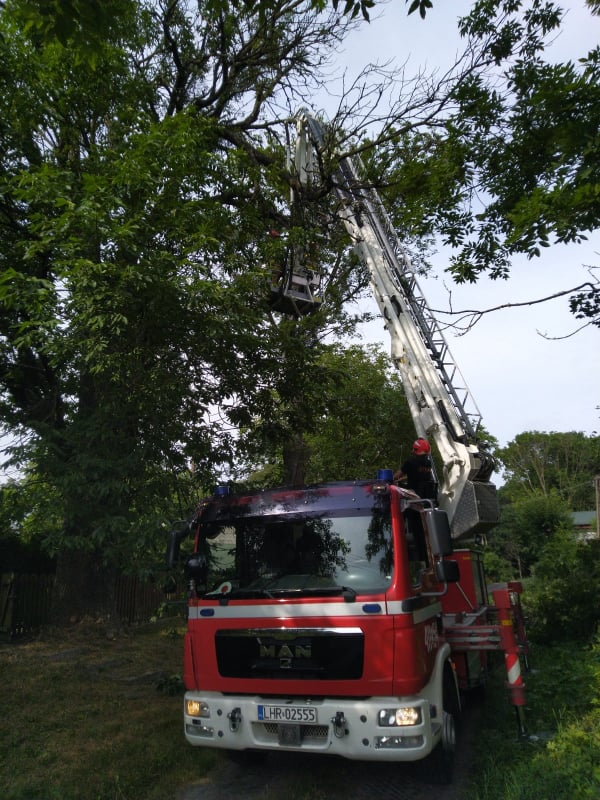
xmin=172 ymin=480 xmax=528 ymax=763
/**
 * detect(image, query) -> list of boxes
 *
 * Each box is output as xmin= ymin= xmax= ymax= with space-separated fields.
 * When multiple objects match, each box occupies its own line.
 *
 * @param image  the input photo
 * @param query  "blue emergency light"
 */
xmin=376 ymin=469 xmax=394 ymax=482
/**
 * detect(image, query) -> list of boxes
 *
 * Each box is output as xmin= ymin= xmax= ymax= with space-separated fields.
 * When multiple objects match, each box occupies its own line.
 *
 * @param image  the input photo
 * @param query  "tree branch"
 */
xmin=431 ymin=280 xmax=599 ymax=337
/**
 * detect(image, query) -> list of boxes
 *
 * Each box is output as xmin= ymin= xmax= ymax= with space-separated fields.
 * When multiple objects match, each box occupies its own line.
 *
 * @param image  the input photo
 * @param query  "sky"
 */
xmin=321 ymin=0 xmax=600 ymax=449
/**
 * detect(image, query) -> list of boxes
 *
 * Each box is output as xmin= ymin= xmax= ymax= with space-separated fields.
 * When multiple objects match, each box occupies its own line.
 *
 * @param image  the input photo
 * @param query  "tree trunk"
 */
xmin=282 ymin=434 xmax=311 ymax=486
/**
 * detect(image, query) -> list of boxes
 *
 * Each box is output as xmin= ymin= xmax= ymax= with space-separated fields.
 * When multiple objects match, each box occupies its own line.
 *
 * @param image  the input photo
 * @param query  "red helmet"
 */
xmin=412 ymin=438 xmax=431 ymax=455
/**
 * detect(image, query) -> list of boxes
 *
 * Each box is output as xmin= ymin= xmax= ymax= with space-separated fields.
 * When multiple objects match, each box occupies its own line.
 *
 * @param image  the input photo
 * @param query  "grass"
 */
xmin=0 ymin=619 xmax=215 ymax=800
xmin=466 ymin=637 xmax=600 ymax=800
xmin=2 ymin=621 xmax=598 ymax=800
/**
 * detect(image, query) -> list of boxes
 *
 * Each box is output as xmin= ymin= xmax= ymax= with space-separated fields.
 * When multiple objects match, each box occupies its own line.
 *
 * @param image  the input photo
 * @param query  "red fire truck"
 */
xmin=166 ymin=111 xmax=529 ymax=780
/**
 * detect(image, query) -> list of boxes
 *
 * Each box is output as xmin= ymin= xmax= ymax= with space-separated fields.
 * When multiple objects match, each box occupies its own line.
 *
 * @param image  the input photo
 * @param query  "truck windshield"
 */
xmin=198 ymin=509 xmax=393 ymax=598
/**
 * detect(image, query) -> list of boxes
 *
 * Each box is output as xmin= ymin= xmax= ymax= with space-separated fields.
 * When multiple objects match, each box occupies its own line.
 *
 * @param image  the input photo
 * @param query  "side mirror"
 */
xmin=436 ymin=559 xmax=460 ymax=584
xmin=166 ymin=534 xmax=181 ymax=570
xmin=185 ymin=553 xmax=208 ymax=583
xmin=424 ymin=509 xmax=453 ymax=557
xmin=166 ymin=519 xmax=193 ymax=569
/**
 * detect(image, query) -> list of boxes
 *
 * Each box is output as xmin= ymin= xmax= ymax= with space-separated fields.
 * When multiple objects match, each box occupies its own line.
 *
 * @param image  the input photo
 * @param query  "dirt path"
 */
xmin=178 ymin=705 xmax=480 ymax=800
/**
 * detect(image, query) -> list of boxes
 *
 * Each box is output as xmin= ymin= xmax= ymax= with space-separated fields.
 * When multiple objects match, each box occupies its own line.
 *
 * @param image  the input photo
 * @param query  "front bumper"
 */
xmin=184 ymin=691 xmax=441 ymax=762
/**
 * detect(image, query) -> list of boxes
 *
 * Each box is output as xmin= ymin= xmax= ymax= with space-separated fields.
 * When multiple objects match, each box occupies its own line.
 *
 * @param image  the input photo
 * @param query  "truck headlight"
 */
xmin=186 ymin=699 xmax=210 ymax=718
xmin=378 ymin=707 xmax=421 ymax=727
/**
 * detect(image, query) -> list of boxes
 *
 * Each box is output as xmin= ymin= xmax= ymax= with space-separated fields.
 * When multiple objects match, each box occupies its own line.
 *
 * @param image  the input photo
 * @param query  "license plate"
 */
xmin=258 ymin=704 xmax=318 ymax=723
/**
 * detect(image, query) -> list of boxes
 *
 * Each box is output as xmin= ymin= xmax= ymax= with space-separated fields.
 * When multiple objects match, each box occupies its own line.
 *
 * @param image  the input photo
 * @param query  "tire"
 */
xmin=422 ymin=667 xmax=459 ymax=785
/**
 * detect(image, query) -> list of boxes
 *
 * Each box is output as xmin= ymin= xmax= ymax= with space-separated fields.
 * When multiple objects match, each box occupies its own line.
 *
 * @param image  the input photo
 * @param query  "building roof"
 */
xmin=572 ymin=511 xmax=597 ymax=528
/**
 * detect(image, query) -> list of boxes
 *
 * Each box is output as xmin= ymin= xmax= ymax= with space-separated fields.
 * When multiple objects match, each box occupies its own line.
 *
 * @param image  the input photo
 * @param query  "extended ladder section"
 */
xmin=295 ymin=110 xmax=499 ymax=538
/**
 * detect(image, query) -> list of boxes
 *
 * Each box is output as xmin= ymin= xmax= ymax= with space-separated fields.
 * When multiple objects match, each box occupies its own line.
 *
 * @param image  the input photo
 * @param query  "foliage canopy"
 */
xmin=498 ymin=431 xmax=600 ymax=508
xmin=2 ymin=0 xmax=600 ymax=619
xmin=0 ymin=0 xmax=369 ymax=614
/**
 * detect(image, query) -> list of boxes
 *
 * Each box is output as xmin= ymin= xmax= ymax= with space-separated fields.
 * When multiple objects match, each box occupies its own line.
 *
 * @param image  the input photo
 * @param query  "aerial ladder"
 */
xmin=288 ymin=109 xmax=499 ymax=539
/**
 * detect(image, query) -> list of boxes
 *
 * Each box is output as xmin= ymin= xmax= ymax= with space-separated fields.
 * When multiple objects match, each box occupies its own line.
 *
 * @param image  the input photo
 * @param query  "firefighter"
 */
xmin=394 ymin=438 xmax=437 ymax=500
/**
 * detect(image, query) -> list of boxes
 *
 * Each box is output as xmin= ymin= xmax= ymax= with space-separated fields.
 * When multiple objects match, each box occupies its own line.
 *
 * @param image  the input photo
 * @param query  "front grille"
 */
xmin=216 ymin=627 xmax=364 ymax=680
xmin=262 ymin=722 xmax=329 ymax=740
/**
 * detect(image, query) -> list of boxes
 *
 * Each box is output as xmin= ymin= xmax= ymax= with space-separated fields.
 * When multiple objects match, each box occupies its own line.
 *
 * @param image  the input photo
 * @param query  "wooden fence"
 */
xmin=0 ymin=573 xmax=55 ymax=639
xmin=0 ymin=572 xmax=173 ymax=640
xmin=113 ymin=574 xmax=169 ymax=626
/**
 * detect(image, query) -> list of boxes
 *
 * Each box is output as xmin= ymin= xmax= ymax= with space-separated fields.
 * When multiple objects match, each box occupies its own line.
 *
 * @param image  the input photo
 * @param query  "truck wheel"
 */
xmin=425 ymin=669 xmax=459 ymax=784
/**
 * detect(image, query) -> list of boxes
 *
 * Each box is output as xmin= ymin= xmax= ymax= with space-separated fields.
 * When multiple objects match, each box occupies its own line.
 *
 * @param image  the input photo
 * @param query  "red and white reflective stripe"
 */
xmin=505 ymin=651 xmax=522 ymax=686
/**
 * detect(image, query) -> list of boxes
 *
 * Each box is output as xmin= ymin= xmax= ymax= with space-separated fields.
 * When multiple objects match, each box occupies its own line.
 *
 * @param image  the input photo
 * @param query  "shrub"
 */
xmin=524 ymin=530 xmax=600 ymax=643
xmin=469 ymin=637 xmax=600 ymax=800
xmin=482 ymin=550 xmax=515 ymax=583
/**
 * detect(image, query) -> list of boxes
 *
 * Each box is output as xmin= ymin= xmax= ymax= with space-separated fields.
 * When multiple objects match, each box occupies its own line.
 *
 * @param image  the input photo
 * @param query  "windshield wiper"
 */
xmin=339 ymin=585 xmax=358 ymax=602
xmin=261 ymin=585 xmax=358 ymax=602
xmin=204 ymin=587 xmax=275 ymax=604
xmin=207 ymin=585 xmax=358 ymax=603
